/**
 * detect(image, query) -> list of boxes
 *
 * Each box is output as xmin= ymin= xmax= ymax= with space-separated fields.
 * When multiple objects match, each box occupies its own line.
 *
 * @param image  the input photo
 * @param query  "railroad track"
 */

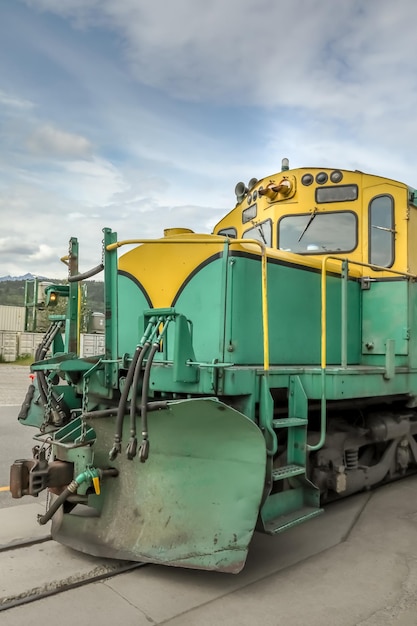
xmin=0 ymin=534 xmax=147 ymax=612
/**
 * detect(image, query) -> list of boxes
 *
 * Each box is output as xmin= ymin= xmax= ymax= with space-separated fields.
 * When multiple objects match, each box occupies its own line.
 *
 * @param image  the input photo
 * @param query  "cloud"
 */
xmin=0 ymin=237 xmax=34 ymax=256
xmin=0 ymin=90 xmax=34 ymax=110
xmin=29 ymin=243 xmax=57 ymax=261
xmin=3 ymin=0 xmax=417 ymax=279
xmin=19 ymin=0 xmax=417 ymax=169
xmin=26 ymin=125 xmax=93 ymax=159
xmin=20 ymin=1 xmax=417 ymax=109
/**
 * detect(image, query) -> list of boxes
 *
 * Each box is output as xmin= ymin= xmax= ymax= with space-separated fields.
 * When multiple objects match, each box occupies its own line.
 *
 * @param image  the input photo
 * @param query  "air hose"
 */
xmin=67 ymin=263 xmax=104 ymax=282
xmin=126 ymin=342 xmax=151 ymax=459
xmin=108 ymin=344 xmax=144 ymax=460
xmin=110 ymin=316 xmax=170 ymax=461
xmin=138 ymin=342 xmax=160 ymax=462
xmin=109 ymin=318 xmax=159 ymax=461
xmin=37 ymin=467 xmax=119 ymax=525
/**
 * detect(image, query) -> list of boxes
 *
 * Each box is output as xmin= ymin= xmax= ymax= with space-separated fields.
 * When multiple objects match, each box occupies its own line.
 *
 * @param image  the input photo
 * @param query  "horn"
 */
xmin=235 ymin=182 xmax=248 ymax=203
xmin=248 ymin=177 xmax=258 ymax=190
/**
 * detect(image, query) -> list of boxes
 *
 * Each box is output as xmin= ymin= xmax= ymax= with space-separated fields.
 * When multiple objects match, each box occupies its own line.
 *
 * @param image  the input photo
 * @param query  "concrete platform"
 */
xmin=0 ymin=502 xmax=50 ymax=549
xmin=1 ymin=478 xmax=417 ymax=625
xmin=2 ymin=367 xmax=417 ymax=624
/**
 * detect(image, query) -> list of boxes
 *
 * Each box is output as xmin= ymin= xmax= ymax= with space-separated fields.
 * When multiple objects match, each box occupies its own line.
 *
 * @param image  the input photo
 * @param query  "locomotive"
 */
xmin=10 ymin=159 xmax=417 ymax=573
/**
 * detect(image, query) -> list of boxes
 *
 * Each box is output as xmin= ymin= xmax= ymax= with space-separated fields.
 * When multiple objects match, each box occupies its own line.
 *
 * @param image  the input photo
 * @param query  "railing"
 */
xmin=309 ymin=257 xmax=417 ymax=452
xmin=106 ymin=235 xmax=271 ymax=371
xmin=65 ymin=232 xmax=417 ymax=454
xmin=320 ymin=257 xmax=417 ymax=371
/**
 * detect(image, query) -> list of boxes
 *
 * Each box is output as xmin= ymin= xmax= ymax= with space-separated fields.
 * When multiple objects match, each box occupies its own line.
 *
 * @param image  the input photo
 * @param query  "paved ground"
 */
xmin=1 ymin=364 xmax=417 ymax=625
xmin=0 ymin=366 xmax=35 ymax=508
xmin=0 ymin=364 xmax=31 ymax=406
xmin=0 ymin=405 xmax=46 ymax=508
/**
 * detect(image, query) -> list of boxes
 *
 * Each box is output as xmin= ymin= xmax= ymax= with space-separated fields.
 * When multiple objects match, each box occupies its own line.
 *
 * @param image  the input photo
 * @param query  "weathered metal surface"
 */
xmin=362 ymin=280 xmax=409 ymax=356
xmin=10 ymin=458 xmax=74 ymax=499
xmin=51 ymin=398 xmax=266 ymax=573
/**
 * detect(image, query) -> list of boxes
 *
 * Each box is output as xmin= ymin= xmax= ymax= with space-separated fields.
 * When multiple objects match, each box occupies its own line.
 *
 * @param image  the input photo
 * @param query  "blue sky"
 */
xmin=2 ymin=0 xmax=417 ymax=277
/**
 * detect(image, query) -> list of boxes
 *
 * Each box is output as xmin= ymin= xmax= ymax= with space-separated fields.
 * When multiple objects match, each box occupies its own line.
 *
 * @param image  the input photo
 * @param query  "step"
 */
xmin=263 ymin=506 xmax=324 ymax=535
xmin=272 ymin=464 xmax=305 ymax=481
xmin=272 ymin=418 xmax=308 ymax=428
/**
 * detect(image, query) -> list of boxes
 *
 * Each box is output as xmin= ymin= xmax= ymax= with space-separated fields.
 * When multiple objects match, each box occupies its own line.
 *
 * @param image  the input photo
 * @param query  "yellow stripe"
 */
xmin=0 ymin=486 xmax=10 ymax=492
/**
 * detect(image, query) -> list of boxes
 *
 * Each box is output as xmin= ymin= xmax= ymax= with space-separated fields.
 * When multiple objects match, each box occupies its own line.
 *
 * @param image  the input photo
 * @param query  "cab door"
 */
xmin=361 ymin=183 xmax=409 ymax=356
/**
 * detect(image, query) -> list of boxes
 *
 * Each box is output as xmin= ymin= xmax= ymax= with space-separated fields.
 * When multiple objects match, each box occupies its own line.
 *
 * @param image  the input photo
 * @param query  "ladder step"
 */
xmin=272 ymin=464 xmax=305 ymax=480
xmin=272 ymin=418 xmax=308 ymax=428
xmin=264 ymin=506 xmax=324 ymax=535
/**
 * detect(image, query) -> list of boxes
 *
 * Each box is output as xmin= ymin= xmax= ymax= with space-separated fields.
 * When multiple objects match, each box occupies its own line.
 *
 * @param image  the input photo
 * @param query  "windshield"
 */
xmin=278 ymin=211 xmax=357 ymax=254
xmin=242 ymin=220 xmax=272 ymax=246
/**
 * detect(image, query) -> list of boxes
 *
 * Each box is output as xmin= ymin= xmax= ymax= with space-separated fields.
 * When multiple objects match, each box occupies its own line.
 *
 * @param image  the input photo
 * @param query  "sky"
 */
xmin=2 ymin=0 xmax=417 ymax=278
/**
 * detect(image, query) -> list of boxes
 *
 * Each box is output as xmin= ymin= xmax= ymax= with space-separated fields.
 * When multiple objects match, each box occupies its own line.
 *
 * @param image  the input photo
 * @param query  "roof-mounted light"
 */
xmin=259 ymin=178 xmax=293 ymax=199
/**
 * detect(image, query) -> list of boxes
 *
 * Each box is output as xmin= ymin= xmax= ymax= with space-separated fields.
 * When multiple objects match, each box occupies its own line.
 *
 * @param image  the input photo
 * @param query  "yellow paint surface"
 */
xmin=215 ymin=167 xmax=414 ymax=279
xmin=118 ymin=232 xmax=227 ymax=307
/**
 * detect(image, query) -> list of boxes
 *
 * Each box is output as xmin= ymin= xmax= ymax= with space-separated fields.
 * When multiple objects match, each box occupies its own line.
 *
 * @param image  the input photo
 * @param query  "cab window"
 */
xmin=369 ymin=195 xmax=394 ymax=267
xmin=278 ymin=211 xmax=357 ymax=253
xmin=242 ymin=220 xmax=272 ymax=246
xmin=217 ymin=227 xmax=237 ymax=238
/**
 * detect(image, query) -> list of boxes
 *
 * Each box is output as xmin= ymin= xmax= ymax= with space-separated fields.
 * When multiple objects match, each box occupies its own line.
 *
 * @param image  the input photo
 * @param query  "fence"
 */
xmin=0 ymin=331 xmax=105 ymax=362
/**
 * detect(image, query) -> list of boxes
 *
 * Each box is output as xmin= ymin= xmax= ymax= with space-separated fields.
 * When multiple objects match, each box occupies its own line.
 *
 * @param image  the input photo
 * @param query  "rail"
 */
xmin=106 ymin=236 xmax=270 ymax=371
xmin=309 ymin=257 xmax=417 ymax=452
xmin=0 ymin=533 xmax=147 ymax=612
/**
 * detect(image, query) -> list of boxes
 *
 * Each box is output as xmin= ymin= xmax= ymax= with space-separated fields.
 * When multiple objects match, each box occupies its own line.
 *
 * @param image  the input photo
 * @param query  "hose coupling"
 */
xmin=139 ymin=437 xmax=149 ymax=463
xmin=126 ymin=437 xmax=138 ymax=460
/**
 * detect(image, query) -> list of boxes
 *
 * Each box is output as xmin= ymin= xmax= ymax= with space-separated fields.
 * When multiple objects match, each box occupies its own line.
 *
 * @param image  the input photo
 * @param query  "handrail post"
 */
xmin=103 ymin=228 xmax=119 ymax=388
xmin=308 ymin=254 xmax=416 ymax=453
xmin=341 ymin=259 xmax=348 ymax=368
xmin=67 ymin=237 xmax=80 ymax=355
xmin=260 ymin=245 xmax=269 ymax=372
xmin=308 ymin=257 xmax=328 ymax=452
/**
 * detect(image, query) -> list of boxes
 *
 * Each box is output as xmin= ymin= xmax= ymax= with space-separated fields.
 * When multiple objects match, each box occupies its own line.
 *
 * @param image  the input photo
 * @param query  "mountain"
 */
xmin=0 ymin=273 xmax=47 ymax=282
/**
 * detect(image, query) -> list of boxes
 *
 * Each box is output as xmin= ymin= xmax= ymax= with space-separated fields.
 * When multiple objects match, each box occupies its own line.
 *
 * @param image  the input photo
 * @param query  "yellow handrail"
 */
xmin=106 ymin=236 xmax=270 ymax=371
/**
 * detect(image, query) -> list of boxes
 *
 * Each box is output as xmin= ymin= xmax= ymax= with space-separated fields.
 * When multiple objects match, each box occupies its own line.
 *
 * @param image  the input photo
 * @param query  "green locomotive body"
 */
xmin=11 ymin=161 xmax=417 ymax=572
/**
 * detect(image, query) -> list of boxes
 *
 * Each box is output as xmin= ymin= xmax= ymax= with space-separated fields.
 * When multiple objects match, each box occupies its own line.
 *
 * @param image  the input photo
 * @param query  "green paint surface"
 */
xmin=362 ymin=281 xmax=408 ymax=355
xmin=224 ymin=256 xmax=361 ymax=365
xmin=117 ymin=274 xmax=153 ymax=355
xmin=52 ymin=398 xmax=266 ymax=573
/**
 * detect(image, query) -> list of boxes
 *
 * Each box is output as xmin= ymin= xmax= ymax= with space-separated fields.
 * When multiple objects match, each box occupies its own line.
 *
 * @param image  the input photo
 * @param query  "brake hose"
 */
xmin=108 ymin=344 xmax=143 ymax=461
xmin=138 ymin=342 xmax=159 ymax=462
xmin=126 ymin=342 xmax=151 ymax=459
